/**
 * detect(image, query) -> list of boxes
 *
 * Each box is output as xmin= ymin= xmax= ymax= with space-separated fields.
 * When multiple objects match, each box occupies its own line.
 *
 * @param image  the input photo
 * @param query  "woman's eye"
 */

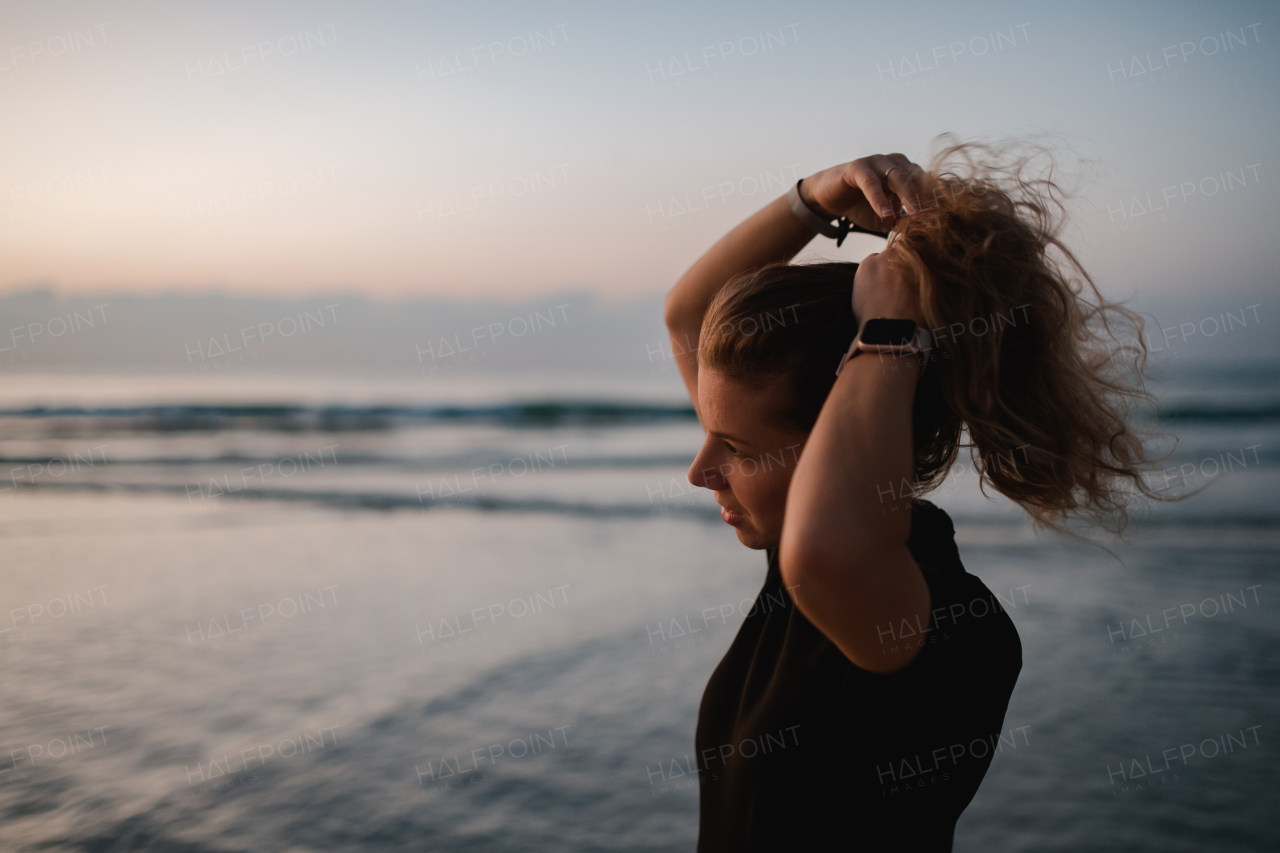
xmin=723 ymin=442 xmax=739 ymax=455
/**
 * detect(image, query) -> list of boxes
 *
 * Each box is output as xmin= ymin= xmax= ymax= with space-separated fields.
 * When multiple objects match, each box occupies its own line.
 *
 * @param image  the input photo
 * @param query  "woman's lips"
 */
xmin=720 ymin=506 xmax=744 ymax=525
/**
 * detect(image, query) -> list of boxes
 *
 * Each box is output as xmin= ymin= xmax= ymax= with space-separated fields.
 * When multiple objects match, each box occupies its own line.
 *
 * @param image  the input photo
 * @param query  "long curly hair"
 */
xmin=698 ymin=137 xmax=1170 ymax=534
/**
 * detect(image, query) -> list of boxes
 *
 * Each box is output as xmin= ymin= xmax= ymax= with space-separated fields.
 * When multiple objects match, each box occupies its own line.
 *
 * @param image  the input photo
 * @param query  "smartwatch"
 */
xmin=835 ymin=318 xmax=932 ymax=376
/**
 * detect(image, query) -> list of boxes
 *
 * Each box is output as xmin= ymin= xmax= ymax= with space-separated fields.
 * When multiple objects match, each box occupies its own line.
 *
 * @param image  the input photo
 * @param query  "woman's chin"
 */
xmin=734 ymin=525 xmax=774 ymax=551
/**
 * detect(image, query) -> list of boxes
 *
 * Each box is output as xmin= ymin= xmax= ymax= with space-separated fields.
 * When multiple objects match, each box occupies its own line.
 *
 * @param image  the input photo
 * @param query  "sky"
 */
xmin=1 ymin=0 xmax=1277 ymax=308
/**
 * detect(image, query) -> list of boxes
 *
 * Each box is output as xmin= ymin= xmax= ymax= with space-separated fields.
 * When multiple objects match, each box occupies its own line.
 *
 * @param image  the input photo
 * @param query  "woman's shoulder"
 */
xmin=770 ymin=499 xmax=958 ymax=575
xmin=906 ymin=500 xmax=1023 ymax=665
xmin=906 ymin=499 xmax=962 ymax=574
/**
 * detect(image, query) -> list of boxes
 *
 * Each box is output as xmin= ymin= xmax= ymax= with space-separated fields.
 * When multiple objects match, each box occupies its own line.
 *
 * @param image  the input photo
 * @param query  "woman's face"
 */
xmin=687 ymin=369 xmax=811 ymax=550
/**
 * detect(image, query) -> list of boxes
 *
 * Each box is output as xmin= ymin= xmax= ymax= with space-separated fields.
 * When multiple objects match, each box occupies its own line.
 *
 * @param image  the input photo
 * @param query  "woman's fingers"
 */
xmin=848 ymin=160 xmax=896 ymax=222
xmin=850 ymin=155 xmax=926 ymax=222
xmin=884 ymin=153 xmax=925 ymax=214
xmin=823 ymin=154 xmax=928 ymax=226
xmin=872 ymin=154 xmax=923 ymax=217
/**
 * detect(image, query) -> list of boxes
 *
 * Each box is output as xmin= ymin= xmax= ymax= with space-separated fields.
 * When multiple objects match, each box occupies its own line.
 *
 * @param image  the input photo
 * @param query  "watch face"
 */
xmin=859 ymin=318 xmax=918 ymax=346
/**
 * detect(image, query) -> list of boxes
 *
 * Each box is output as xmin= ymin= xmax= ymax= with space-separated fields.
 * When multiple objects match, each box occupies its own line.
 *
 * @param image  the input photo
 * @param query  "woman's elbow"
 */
xmin=778 ymin=538 xmax=839 ymax=594
xmin=663 ymin=288 xmax=695 ymax=331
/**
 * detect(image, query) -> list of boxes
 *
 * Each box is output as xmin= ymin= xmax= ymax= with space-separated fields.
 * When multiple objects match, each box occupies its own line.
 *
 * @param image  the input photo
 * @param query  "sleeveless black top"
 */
xmin=694 ymin=500 xmax=1022 ymax=851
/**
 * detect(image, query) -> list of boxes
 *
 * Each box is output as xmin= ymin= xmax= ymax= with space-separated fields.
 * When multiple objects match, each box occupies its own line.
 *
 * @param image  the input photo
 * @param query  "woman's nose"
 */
xmin=688 ymin=457 xmax=724 ymax=490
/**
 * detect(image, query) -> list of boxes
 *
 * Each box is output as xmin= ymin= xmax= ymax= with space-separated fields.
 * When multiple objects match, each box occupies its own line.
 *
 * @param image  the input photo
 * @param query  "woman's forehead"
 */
xmin=699 ymin=369 xmax=803 ymax=441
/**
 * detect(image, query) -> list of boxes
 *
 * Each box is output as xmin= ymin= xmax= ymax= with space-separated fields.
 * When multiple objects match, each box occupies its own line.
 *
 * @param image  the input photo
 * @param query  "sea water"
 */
xmin=0 ymin=361 xmax=1276 ymax=851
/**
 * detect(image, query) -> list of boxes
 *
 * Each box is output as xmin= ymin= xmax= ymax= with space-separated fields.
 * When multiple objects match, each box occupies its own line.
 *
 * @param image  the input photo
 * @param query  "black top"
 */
xmin=695 ymin=500 xmax=1022 ymax=852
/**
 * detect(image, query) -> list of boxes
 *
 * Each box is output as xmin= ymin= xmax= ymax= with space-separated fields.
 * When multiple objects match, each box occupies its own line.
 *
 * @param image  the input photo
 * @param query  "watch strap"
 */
xmin=834 ymin=340 xmax=859 ymax=376
xmin=835 ymin=324 xmax=932 ymax=376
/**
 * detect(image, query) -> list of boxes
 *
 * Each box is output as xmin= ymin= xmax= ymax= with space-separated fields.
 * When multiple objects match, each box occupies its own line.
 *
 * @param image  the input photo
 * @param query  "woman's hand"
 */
xmin=799 ymin=154 xmax=926 ymax=231
xmin=852 ymin=244 xmax=925 ymax=328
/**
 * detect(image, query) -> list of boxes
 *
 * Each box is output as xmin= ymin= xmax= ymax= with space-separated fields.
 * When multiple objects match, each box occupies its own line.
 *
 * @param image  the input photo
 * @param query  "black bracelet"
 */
xmin=786 ymin=179 xmax=891 ymax=246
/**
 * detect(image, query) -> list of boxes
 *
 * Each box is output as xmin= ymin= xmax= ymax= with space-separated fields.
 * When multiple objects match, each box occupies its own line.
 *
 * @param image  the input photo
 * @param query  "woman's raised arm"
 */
xmin=661 ymin=194 xmax=814 ymax=415
xmin=778 ymin=245 xmax=934 ymax=675
xmin=662 ymin=156 xmax=925 ymax=416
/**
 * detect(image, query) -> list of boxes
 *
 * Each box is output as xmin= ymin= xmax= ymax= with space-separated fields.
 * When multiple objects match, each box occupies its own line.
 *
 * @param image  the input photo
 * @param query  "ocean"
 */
xmin=0 ymin=359 xmax=1276 ymax=851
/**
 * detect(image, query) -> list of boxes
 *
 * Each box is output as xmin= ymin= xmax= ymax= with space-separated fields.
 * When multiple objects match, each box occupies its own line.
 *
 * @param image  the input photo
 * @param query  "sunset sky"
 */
xmin=2 ymin=0 xmax=1276 ymax=304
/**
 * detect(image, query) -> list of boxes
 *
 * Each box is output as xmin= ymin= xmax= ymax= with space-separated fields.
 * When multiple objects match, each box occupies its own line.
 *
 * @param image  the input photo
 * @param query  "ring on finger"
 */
xmin=883 ymin=165 xmax=903 ymax=179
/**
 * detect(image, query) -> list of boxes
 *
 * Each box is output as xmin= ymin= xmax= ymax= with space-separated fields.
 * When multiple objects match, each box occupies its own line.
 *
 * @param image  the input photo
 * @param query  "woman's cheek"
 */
xmin=760 ymin=471 xmax=790 ymax=514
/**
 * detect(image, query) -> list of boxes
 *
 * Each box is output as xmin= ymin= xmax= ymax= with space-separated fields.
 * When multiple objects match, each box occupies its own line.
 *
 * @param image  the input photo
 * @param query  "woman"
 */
xmin=663 ymin=141 xmax=1159 ymax=850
